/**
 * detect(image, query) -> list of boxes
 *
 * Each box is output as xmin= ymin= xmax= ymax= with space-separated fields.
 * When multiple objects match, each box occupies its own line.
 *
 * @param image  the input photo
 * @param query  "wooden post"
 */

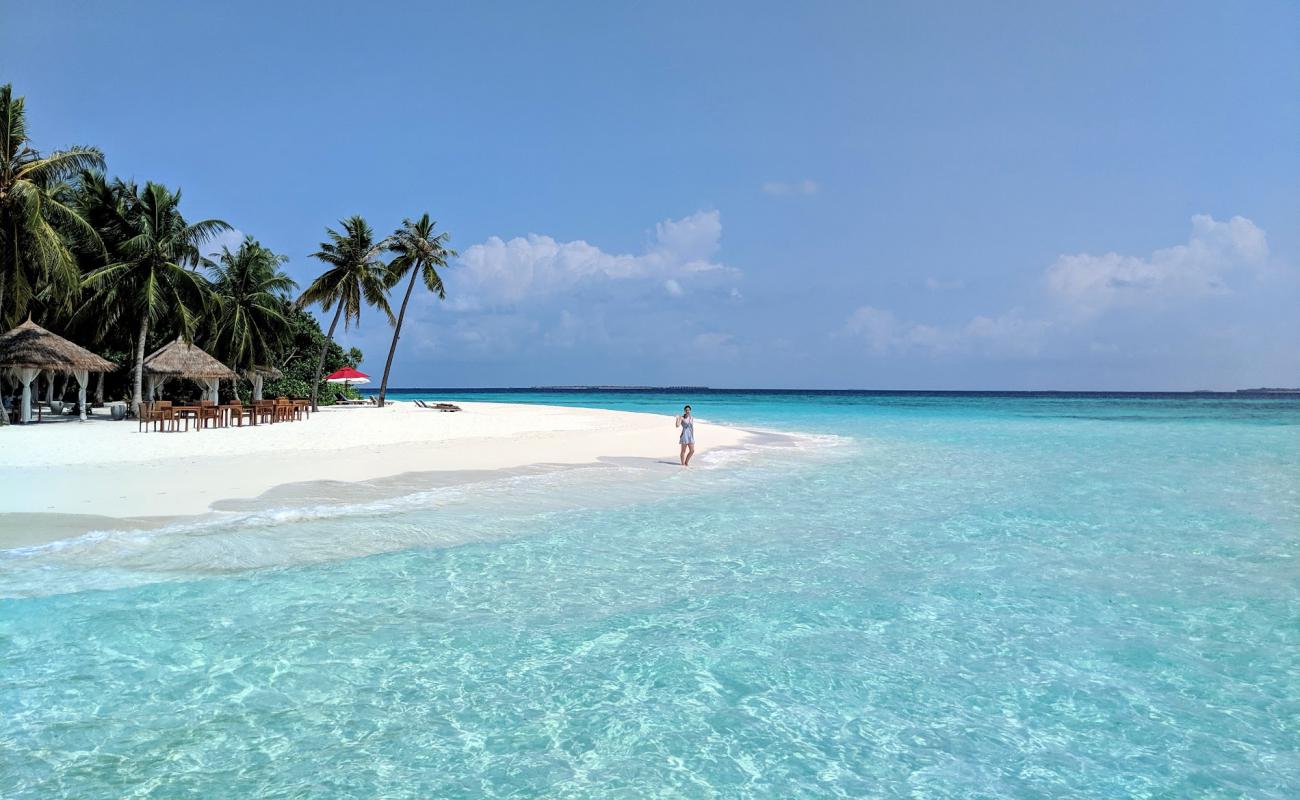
xmin=18 ymin=367 xmax=37 ymax=424
xmin=75 ymin=369 xmax=89 ymax=421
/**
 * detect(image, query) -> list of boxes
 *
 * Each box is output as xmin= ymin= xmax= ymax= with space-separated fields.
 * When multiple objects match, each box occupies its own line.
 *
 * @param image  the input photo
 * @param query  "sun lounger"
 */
xmin=414 ymin=399 xmax=461 ymax=412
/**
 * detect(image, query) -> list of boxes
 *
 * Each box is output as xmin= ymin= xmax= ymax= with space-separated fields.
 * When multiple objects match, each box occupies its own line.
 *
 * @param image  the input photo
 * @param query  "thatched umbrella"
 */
xmin=243 ymin=365 xmax=283 ymax=402
xmin=143 ymin=340 xmax=238 ymax=403
xmin=0 ymin=318 xmax=116 ymax=423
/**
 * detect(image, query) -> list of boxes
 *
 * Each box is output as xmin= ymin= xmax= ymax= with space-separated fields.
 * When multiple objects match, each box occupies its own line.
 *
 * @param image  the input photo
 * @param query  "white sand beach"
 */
xmin=0 ymin=402 xmax=754 ymax=522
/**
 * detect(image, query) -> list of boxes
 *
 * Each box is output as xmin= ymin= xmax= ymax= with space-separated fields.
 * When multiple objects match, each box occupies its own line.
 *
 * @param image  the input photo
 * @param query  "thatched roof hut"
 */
xmin=143 ymin=340 xmax=238 ymax=380
xmin=244 ymin=365 xmax=283 ymax=380
xmin=0 ymin=319 xmax=115 ymax=423
xmin=142 ymin=340 xmax=237 ymax=404
xmin=0 ymin=319 xmax=116 ymax=373
xmin=243 ymin=365 xmax=283 ymax=401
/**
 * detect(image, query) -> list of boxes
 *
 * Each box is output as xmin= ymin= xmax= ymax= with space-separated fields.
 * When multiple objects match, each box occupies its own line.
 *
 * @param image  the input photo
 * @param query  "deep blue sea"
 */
xmin=3 ymin=390 xmax=1298 ymax=798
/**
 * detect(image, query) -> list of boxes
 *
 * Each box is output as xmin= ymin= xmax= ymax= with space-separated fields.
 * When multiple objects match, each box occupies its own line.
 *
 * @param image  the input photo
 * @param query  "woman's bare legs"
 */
xmin=680 ymin=444 xmax=689 ymax=465
xmin=684 ymin=444 xmax=695 ymax=466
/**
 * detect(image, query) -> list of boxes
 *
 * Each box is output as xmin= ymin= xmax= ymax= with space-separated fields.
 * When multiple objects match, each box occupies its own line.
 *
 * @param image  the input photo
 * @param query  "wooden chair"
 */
xmin=253 ymin=400 xmax=275 ymax=425
xmin=195 ymin=400 xmax=224 ymax=429
xmin=137 ymin=400 xmax=157 ymax=432
xmin=226 ymin=401 xmax=256 ymax=427
xmin=271 ymin=397 xmax=293 ymax=423
xmin=139 ymin=401 xmax=183 ymax=432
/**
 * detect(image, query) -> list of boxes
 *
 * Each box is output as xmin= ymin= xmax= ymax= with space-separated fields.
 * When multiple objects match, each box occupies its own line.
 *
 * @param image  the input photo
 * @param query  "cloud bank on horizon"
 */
xmin=338 ymin=211 xmax=1294 ymax=391
xmin=842 ymin=214 xmax=1281 ymax=358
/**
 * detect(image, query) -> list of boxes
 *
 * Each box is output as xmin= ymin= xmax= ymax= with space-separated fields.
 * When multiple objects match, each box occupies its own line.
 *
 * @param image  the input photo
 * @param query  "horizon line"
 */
xmin=364 ymin=386 xmax=1299 ymax=395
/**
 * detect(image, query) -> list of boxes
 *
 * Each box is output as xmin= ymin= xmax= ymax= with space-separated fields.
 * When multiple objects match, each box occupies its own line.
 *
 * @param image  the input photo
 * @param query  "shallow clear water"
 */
xmin=3 ymin=392 xmax=1298 ymax=798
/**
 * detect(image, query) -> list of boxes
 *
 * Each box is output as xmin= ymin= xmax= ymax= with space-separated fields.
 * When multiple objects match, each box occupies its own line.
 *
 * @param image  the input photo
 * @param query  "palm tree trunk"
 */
xmin=93 ymin=370 xmax=103 ymax=405
xmin=377 ymin=267 xmax=419 ymax=408
xmin=132 ymin=314 xmax=149 ymax=417
xmin=310 ymin=303 xmax=345 ymax=412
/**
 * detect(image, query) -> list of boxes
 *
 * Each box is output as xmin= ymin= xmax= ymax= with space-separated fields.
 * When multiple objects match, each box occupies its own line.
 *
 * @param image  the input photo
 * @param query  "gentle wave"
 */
xmin=0 ymin=428 xmax=848 ymax=597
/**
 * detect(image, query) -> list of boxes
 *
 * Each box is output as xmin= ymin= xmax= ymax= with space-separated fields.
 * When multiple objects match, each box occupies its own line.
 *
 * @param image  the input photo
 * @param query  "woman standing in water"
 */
xmin=675 ymin=404 xmax=695 ymax=466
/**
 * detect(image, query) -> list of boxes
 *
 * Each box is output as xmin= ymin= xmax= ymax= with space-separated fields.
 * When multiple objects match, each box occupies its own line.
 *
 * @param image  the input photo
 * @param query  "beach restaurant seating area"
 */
xmin=134 ymin=340 xmax=314 ymax=432
xmin=138 ymin=397 xmax=310 ymax=432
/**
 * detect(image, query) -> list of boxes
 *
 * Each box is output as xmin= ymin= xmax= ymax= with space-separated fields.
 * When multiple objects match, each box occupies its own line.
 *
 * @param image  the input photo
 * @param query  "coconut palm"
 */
xmin=298 ymin=216 xmax=393 ymax=410
xmin=375 ymin=214 xmax=454 ymax=407
xmin=204 ymin=236 xmax=297 ymax=375
xmin=80 ymin=181 xmax=230 ymax=414
xmin=0 ymin=83 xmax=104 ymax=326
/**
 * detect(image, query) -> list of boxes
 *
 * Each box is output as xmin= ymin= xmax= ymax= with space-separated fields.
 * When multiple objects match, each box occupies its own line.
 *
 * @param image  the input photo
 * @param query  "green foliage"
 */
xmin=265 ymin=304 xmax=361 ymax=404
xmin=375 ymin=213 xmax=454 ymax=406
xmin=298 ymin=216 xmax=391 ymax=406
xmin=0 ymin=85 xmax=405 ymax=412
xmin=300 ymin=216 xmax=393 ymax=331
xmin=0 ymin=83 xmax=105 ymax=327
xmin=203 ymin=236 xmax=296 ymax=373
xmin=75 ymin=179 xmax=230 ymax=412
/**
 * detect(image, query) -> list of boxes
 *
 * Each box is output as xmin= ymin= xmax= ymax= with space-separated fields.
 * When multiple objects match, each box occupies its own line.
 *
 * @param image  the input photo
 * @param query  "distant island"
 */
xmin=1235 ymin=387 xmax=1300 ymax=395
xmin=530 ymin=385 xmax=711 ymax=392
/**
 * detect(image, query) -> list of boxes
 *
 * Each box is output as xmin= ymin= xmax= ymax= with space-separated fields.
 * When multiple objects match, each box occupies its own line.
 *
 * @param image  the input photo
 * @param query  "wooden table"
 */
xmin=224 ymin=404 xmax=256 ymax=426
xmin=171 ymin=405 xmax=200 ymax=431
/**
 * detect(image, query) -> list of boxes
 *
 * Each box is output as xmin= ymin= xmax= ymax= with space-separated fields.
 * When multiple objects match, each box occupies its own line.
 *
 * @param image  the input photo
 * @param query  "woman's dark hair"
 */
xmin=684 ymin=405 xmax=691 ymax=411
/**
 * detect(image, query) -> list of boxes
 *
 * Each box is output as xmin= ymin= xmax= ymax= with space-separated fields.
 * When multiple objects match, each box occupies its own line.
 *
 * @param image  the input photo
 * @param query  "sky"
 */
xmin=3 ymin=0 xmax=1297 ymax=390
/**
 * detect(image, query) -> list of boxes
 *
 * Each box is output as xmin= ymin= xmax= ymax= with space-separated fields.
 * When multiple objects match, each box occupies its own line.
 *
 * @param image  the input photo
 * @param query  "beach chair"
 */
xmin=414 ymin=399 xmax=462 ymax=412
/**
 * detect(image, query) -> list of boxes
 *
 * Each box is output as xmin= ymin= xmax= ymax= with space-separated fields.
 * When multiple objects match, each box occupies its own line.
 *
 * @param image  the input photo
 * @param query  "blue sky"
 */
xmin=4 ymin=1 xmax=1297 ymax=389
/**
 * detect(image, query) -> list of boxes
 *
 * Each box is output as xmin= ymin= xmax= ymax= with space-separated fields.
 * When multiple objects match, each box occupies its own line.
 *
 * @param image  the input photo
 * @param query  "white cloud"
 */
xmin=691 ymin=332 xmax=740 ymax=358
xmin=202 ymin=227 xmax=246 ymax=260
xmin=1046 ymin=214 xmax=1269 ymax=318
xmin=761 ymin=179 xmax=819 ymax=196
xmin=842 ymin=213 xmax=1276 ymax=364
xmin=842 ymin=306 xmax=1048 ymax=357
xmin=842 ymin=306 xmax=903 ymax=354
xmin=452 ymin=210 xmax=735 ymax=308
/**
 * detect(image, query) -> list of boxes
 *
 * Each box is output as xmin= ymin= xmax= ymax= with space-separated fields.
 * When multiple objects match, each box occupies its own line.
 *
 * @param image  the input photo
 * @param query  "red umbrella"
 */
xmin=324 ymin=367 xmax=370 ymax=385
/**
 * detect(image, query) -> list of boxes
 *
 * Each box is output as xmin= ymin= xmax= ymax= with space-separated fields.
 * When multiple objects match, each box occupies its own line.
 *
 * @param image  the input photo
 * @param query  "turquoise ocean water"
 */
xmin=2 ymin=390 xmax=1298 ymax=798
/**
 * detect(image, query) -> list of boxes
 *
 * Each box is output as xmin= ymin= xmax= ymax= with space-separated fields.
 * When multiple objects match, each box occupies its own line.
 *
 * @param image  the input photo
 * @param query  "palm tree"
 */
xmin=298 ymin=216 xmax=393 ymax=410
xmin=376 ymin=214 xmax=454 ymax=407
xmin=81 ymin=181 xmax=230 ymax=414
xmin=0 ymin=83 xmax=104 ymax=325
xmin=204 ymin=236 xmax=297 ymax=376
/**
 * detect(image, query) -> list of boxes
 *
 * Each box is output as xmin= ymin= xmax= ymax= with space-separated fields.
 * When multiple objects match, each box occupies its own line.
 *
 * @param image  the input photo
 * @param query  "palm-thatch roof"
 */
xmin=0 ymin=319 xmax=116 ymax=372
xmin=143 ymin=340 xmax=237 ymax=380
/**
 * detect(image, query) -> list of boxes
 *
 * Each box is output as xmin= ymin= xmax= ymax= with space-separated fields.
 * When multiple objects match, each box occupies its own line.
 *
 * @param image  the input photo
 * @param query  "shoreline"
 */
xmin=0 ymin=402 xmax=764 ymax=546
